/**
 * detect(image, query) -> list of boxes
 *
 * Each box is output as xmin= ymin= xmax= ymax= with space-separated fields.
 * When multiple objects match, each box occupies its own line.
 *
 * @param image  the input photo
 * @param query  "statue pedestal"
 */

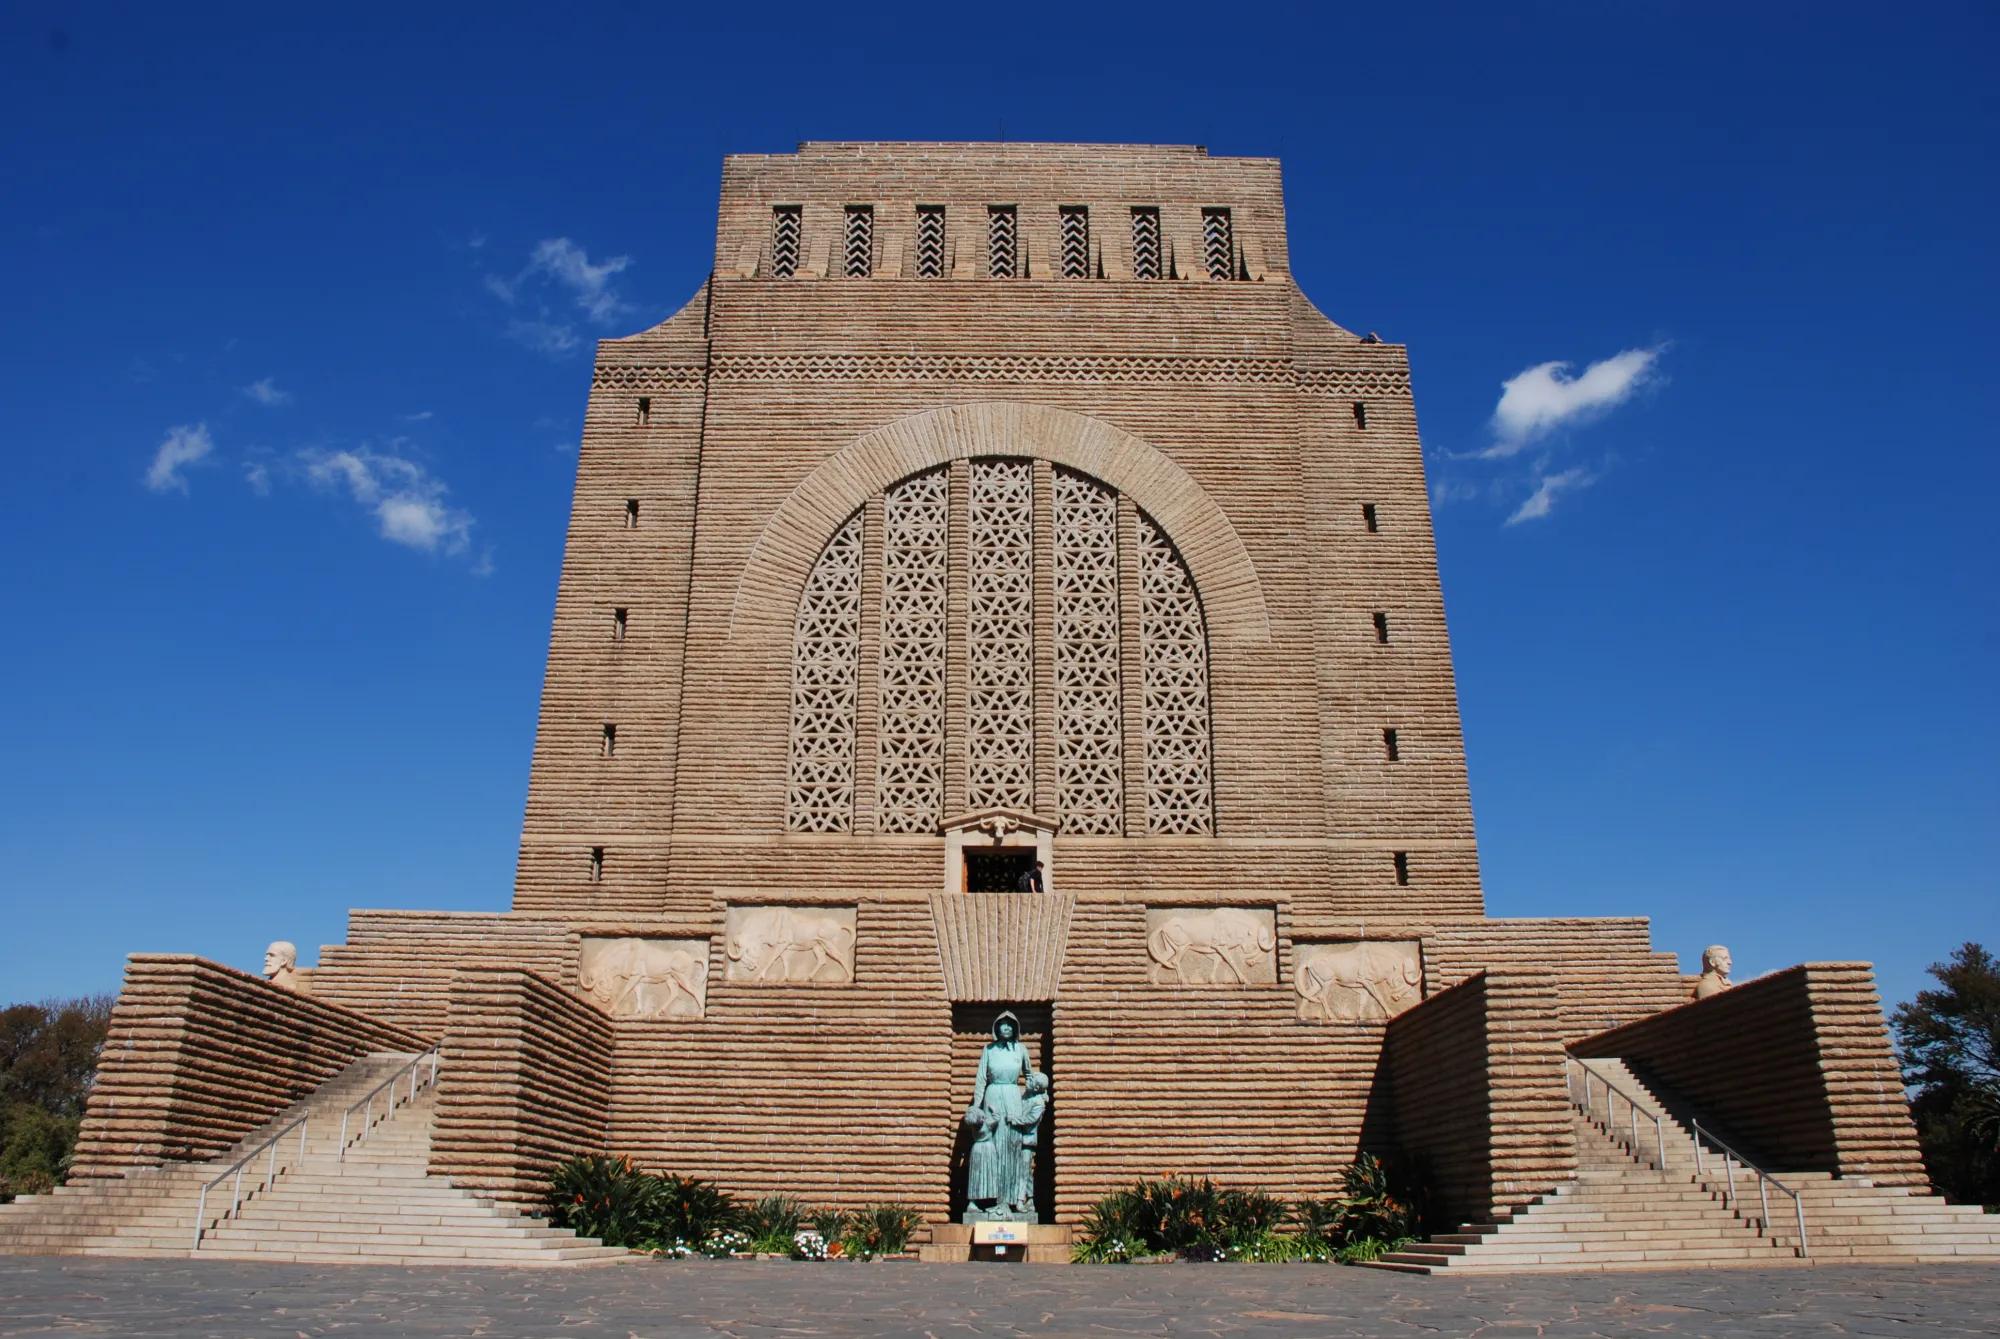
xmin=920 ymin=1222 xmax=1073 ymax=1264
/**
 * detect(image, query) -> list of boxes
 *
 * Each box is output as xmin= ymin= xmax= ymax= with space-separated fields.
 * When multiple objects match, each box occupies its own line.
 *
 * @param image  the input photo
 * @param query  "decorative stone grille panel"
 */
xmin=915 ymin=206 xmax=945 ymax=279
xmin=1052 ymin=470 xmax=1123 ymax=833
xmin=1059 ymin=206 xmax=1090 ymax=279
xmin=875 ymin=468 xmax=950 ymax=833
xmin=1202 ymin=208 xmax=1234 ymax=280
xmin=1138 ymin=512 xmax=1214 ymax=834
xmin=987 ymin=207 xmax=1018 ymax=279
xmin=770 ymin=206 xmax=802 ymax=279
xmin=1130 ymin=208 xmax=1162 ymax=280
xmin=784 ymin=511 xmax=863 ymax=831
xmin=843 ymin=206 xmax=873 ymax=277
xmin=965 ymin=459 xmax=1035 ymax=811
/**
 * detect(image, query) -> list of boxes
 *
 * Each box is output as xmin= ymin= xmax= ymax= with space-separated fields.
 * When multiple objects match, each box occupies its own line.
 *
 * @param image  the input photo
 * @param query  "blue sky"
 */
xmin=1 ymin=4 xmax=1993 ymax=1016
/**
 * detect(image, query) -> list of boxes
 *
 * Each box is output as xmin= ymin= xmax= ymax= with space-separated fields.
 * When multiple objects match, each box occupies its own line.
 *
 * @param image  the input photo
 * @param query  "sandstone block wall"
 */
xmin=71 ymin=955 xmax=427 ymax=1178
xmin=427 ymin=967 xmax=614 ymax=1212
xmin=1377 ymin=971 xmax=1577 ymax=1227
xmin=1571 ymin=962 xmax=1926 ymax=1187
xmin=1422 ymin=917 xmax=1686 ymax=1038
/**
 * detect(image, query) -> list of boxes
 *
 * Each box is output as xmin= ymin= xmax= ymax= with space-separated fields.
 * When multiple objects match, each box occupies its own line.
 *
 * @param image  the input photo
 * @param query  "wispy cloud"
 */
xmin=143 ymin=423 xmax=215 ymax=494
xmin=482 ymin=236 xmax=634 ymax=357
xmin=300 ymin=447 xmax=477 ymax=559
xmin=241 ymin=377 xmax=293 ymax=407
xmin=243 ymin=459 xmax=272 ymax=495
xmin=1506 ymin=467 xmax=1596 ymax=525
xmin=399 ymin=410 xmax=435 ymax=423
xmin=1482 ymin=346 xmax=1663 ymax=459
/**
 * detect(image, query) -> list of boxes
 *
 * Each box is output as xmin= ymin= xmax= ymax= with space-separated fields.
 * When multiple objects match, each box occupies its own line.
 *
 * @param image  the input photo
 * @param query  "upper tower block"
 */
xmin=714 ymin=142 xmax=1290 ymax=283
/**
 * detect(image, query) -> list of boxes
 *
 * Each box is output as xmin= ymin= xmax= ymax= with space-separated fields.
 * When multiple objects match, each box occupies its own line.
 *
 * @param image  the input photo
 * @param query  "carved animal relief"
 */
xmin=1295 ymin=941 xmax=1423 ymax=1023
xmin=1145 ymin=907 xmax=1277 ymax=986
xmin=578 ymin=936 xmax=710 ymax=1020
xmin=724 ymin=905 xmax=857 ymax=984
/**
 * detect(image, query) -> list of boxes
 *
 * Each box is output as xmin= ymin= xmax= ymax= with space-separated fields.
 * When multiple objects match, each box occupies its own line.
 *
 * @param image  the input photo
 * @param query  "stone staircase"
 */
xmin=0 ymin=1052 xmax=627 ymax=1267
xmin=1372 ymin=1056 xmax=2000 ymax=1274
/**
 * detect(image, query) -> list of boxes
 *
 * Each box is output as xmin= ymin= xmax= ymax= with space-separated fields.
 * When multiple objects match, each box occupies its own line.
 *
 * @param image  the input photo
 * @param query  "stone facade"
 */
xmin=68 ymin=144 xmax=1929 ymax=1234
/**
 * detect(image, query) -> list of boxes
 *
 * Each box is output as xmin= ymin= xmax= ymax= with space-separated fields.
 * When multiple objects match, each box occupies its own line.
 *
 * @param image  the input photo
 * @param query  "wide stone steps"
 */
xmin=0 ymin=1051 xmax=627 ymax=1267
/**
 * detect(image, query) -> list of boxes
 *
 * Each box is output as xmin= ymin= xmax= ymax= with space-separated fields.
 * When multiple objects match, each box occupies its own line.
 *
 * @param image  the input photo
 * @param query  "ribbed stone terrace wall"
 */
xmin=1571 ymin=962 xmax=1926 ymax=1187
xmin=71 ymin=954 xmax=428 ymax=1178
xmin=1377 ymin=971 xmax=1577 ymax=1227
xmin=427 ymin=966 xmax=614 ymax=1213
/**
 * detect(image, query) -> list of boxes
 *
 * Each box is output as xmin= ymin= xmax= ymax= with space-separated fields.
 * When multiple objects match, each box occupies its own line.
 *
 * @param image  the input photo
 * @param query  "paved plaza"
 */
xmin=1 ymin=1257 xmax=1997 ymax=1338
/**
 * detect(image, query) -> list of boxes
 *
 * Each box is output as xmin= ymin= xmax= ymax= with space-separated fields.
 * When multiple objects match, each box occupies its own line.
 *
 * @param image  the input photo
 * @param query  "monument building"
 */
xmin=10 ymin=143 xmax=1991 ymax=1270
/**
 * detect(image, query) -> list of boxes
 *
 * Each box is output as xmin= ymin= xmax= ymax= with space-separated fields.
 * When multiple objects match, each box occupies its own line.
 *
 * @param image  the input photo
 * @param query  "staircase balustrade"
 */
xmin=340 ymin=1047 xmax=441 ymax=1159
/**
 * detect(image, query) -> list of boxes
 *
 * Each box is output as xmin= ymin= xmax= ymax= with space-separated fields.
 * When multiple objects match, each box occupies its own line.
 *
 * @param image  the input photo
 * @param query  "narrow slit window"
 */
xmin=770 ymin=205 xmax=801 ymax=279
xmin=1201 ymin=207 xmax=1235 ymax=280
xmin=1383 ymin=727 xmax=1400 ymax=761
xmin=612 ymin=607 xmax=628 ymax=643
xmin=1059 ymin=206 xmax=1090 ymax=279
xmin=915 ymin=206 xmax=945 ymax=278
xmin=1373 ymin=611 xmax=1390 ymax=643
xmin=1362 ymin=503 xmax=1379 ymax=533
xmin=988 ymin=206 xmax=1017 ymax=278
xmin=637 ymin=396 xmax=651 ymax=425
xmin=624 ymin=499 xmax=640 ymax=528
xmin=1393 ymin=851 xmax=1410 ymax=886
xmin=1130 ymin=207 xmax=1162 ymax=280
xmin=843 ymin=205 xmax=873 ymax=277
xmin=601 ymin=723 xmax=617 ymax=758
xmin=1352 ymin=400 xmax=1367 ymax=429
xmin=589 ymin=846 xmax=604 ymax=883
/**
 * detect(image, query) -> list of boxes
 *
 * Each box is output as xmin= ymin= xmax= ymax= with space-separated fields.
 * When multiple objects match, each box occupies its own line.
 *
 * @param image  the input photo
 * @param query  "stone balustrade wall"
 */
xmin=1570 ymin=962 xmax=1926 ymax=1187
xmin=427 ymin=966 xmax=614 ymax=1212
xmin=70 ymin=954 xmax=428 ymax=1178
xmin=1377 ymin=970 xmax=1577 ymax=1227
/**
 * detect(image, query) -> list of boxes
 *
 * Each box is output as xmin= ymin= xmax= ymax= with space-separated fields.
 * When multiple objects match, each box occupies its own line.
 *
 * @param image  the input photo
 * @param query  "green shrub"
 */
xmin=807 ymin=1207 xmax=848 ymax=1243
xmin=742 ymin=1194 xmax=805 ymax=1245
xmin=547 ymin=1154 xmax=660 ymax=1248
xmin=839 ymin=1203 xmax=921 ymax=1258
xmin=650 ymin=1173 xmax=740 ymax=1249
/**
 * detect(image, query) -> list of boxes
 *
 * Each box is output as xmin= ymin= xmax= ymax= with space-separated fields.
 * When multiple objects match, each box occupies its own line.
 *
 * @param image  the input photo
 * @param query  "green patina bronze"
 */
xmin=961 ymin=1012 xmax=1050 ymax=1223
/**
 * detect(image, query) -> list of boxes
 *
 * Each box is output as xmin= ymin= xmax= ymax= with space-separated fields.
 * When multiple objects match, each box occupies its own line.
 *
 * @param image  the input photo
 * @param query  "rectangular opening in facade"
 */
xmin=770 ymin=205 xmax=801 ymax=278
xmin=1201 ymin=207 xmax=1234 ymax=280
xmin=1383 ymin=727 xmax=1400 ymax=761
xmin=843 ymin=205 xmax=873 ymax=277
xmin=625 ymin=499 xmax=640 ymax=528
xmin=915 ymin=206 xmax=945 ymax=278
xmin=612 ymin=607 xmax=628 ymax=642
xmin=589 ymin=846 xmax=604 ymax=883
xmin=637 ymin=396 xmax=651 ymax=425
xmin=1059 ymin=206 xmax=1090 ymax=279
xmin=988 ymin=206 xmax=1018 ymax=278
xmin=1352 ymin=400 xmax=1367 ymax=429
xmin=964 ymin=847 xmax=1038 ymax=893
xmin=1393 ymin=851 xmax=1410 ymax=886
xmin=1362 ymin=503 xmax=1379 ymax=533
xmin=1130 ymin=207 xmax=1162 ymax=280
xmin=1373 ymin=611 xmax=1390 ymax=643
xmin=601 ymin=723 xmax=617 ymax=758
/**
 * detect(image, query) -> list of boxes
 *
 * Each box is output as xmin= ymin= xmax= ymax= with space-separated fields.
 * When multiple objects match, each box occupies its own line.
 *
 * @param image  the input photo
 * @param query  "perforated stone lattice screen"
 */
xmin=783 ymin=459 xmax=1214 ymax=836
xmin=876 ymin=467 xmax=950 ymax=833
xmin=965 ymin=459 xmax=1037 ymax=812
xmin=784 ymin=511 xmax=863 ymax=831
xmin=915 ymin=206 xmax=946 ymax=279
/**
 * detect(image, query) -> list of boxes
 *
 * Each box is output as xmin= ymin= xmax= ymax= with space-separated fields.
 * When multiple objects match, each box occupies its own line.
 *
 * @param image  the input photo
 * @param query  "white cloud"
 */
xmin=243 ymin=460 xmax=272 ymax=495
xmin=1484 ymin=345 xmax=1663 ymax=458
xmin=481 ymin=236 xmax=633 ymax=356
xmin=241 ymin=377 xmax=293 ymax=407
xmin=1506 ymin=468 xmax=1595 ymax=525
xmin=399 ymin=410 xmax=435 ymax=423
xmin=301 ymin=447 xmax=475 ymax=557
xmin=527 ymin=238 xmax=631 ymax=322
xmin=144 ymin=423 xmax=215 ymax=494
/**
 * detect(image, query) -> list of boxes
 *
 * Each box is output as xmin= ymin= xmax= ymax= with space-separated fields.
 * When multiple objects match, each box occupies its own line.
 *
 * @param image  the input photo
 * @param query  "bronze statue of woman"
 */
xmin=962 ymin=1011 xmax=1044 ymax=1220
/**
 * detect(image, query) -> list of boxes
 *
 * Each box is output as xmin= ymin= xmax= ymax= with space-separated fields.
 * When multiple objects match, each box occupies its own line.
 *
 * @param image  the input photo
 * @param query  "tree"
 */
xmin=0 ymin=994 xmax=115 ymax=1200
xmin=1891 ymin=943 xmax=2000 ymax=1208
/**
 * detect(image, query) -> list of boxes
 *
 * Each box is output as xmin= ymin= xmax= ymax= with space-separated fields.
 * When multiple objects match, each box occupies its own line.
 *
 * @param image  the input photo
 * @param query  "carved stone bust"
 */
xmin=1694 ymin=944 xmax=1733 ymax=999
xmin=262 ymin=940 xmax=304 ymax=992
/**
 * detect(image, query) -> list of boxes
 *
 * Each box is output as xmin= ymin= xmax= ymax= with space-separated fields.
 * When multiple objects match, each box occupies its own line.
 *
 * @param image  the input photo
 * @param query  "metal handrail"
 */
xmin=1563 ymin=1055 xmax=1668 ymax=1170
xmin=1692 ymin=1118 xmax=1809 ymax=1257
xmin=339 ymin=1047 xmax=440 ymax=1159
xmin=191 ymin=1113 xmax=310 ymax=1249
